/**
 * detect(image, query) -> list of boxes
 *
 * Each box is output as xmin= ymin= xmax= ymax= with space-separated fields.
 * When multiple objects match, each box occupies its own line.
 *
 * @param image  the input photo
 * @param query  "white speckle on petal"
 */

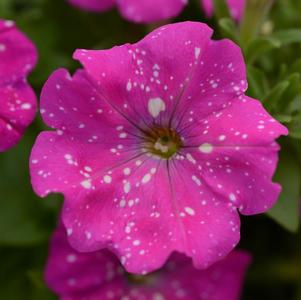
xmin=85 ymin=231 xmax=92 ymax=239
xmin=127 ymin=81 xmax=132 ymax=91
xmin=67 ymin=254 xmax=77 ymax=263
xmin=194 ymin=47 xmax=201 ymax=59
xmin=184 ymin=207 xmax=195 ymax=216
xmin=103 ymin=175 xmax=112 ymax=184
xmin=81 ymin=179 xmax=91 ymax=189
xmin=0 ymin=43 xmax=6 ymax=52
xmin=148 ymin=98 xmax=166 ymax=118
xmin=229 ymin=193 xmax=236 ymax=202
xmin=153 ymin=293 xmax=165 ymax=300
xmin=199 ymin=143 xmax=213 ymax=154
xmin=124 ymin=181 xmax=131 ymax=194
xmin=21 ymin=103 xmax=32 ymax=110
xmin=123 ymin=168 xmax=131 ymax=175
xmin=142 ymin=174 xmax=151 ymax=184
xmin=133 ymin=240 xmax=141 ymax=246
xmin=119 ymin=133 xmax=127 ymax=139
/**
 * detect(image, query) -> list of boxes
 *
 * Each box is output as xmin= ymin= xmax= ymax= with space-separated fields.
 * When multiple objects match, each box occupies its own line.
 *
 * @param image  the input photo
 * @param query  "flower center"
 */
xmin=143 ymin=127 xmax=182 ymax=159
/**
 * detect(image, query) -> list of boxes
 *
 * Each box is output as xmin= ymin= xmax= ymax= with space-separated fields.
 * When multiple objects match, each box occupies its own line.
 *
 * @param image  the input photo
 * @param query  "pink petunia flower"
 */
xmin=67 ymin=0 xmax=115 ymax=12
xmin=30 ymin=22 xmax=287 ymax=274
xmin=0 ymin=19 xmax=37 ymax=152
xmin=67 ymin=0 xmax=188 ymax=24
xmin=201 ymin=0 xmax=246 ymax=21
xmin=46 ymin=225 xmax=252 ymax=300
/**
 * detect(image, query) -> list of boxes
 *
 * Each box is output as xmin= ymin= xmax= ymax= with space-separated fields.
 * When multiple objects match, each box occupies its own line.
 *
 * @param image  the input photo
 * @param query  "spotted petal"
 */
xmin=0 ymin=19 xmax=37 ymax=152
xmin=0 ymin=19 xmax=37 ymax=85
xmin=46 ymin=225 xmax=251 ymax=300
xmin=116 ymin=0 xmax=188 ymax=24
xmin=201 ymin=0 xmax=246 ymax=21
xmin=31 ymin=22 xmax=286 ymax=275
xmin=181 ymin=95 xmax=288 ymax=215
xmin=67 ymin=0 xmax=115 ymax=12
xmin=31 ymin=69 xmax=136 ymax=198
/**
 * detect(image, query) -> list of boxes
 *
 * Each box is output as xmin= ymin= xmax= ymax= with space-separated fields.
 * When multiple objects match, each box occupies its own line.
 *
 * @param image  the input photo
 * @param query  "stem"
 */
xmin=240 ymin=0 xmax=274 ymax=46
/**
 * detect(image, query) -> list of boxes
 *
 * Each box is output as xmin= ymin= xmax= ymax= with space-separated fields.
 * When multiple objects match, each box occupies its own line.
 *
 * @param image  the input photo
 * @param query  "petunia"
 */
xmin=67 ymin=0 xmax=188 ymax=24
xmin=0 ymin=19 xmax=37 ymax=152
xmin=46 ymin=225 xmax=252 ymax=300
xmin=67 ymin=0 xmax=115 ymax=12
xmin=30 ymin=22 xmax=287 ymax=274
xmin=67 ymin=0 xmax=245 ymax=24
xmin=201 ymin=0 xmax=246 ymax=21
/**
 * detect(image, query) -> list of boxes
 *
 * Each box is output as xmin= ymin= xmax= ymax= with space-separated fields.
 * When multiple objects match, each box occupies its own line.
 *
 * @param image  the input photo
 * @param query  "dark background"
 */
xmin=0 ymin=0 xmax=301 ymax=299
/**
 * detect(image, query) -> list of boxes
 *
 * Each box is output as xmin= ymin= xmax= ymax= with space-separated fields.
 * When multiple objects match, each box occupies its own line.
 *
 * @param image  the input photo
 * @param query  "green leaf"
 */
xmin=213 ymin=0 xmax=231 ymax=20
xmin=245 ymin=37 xmax=281 ymax=63
xmin=276 ymin=73 xmax=301 ymax=111
xmin=274 ymin=114 xmax=293 ymax=123
xmin=263 ymin=80 xmax=290 ymax=110
xmin=0 ymin=126 xmax=59 ymax=246
xmin=28 ymin=270 xmax=56 ymax=300
xmin=247 ymin=65 xmax=269 ymax=99
xmin=288 ymin=95 xmax=301 ymax=114
xmin=218 ymin=18 xmax=239 ymax=42
xmin=239 ymin=0 xmax=274 ymax=45
xmin=289 ymin=58 xmax=301 ymax=74
xmin=267 ymin=150 xmax=301 ymax=232
xmin=272 ymin=29 xmax=301 ymax=45
xmin=289 ymin=121 xmax=301 ymax=139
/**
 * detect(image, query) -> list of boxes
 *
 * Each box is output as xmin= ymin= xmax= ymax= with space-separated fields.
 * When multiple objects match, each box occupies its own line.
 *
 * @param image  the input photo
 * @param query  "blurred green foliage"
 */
xmin=0 ymin=0 xmax=300 ymax=299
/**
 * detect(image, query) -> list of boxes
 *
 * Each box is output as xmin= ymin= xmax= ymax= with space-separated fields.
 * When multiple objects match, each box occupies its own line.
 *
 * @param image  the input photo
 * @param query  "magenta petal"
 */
xmin=201 ymin=0 xmax=245 ymax=21
xmin=227 ymin=0 xmax=246 ymax=21
xmin=31 ymin=22 xmax=286 ymax=275
xmin=116 ymin=0 xmax=187 ymax=24
xmin=46 ymin=225 xmax=251 ymax=300
xmin=0 ymin=81 xmax=37 ymax=151
xmin=201 ymin=0 xmax=214 ymax=18
xmin=73 ymin=22 xmax=213 ymax=127
xmin=45 ymin=225 xmax=125 ymax=297
xmin=165 ymin=162 xmax=242 ymax=269
xmin=0 ymin=20 xmax=37 ymax=82
xmin=183 ymin=95 xmax=288 ymax=215
xmin=60 ymin=160 xmax=179 ymax=274
xmin=67 ymin=0 xmax=115 ymax=12
xmin=0 ymin=19 xmax=37 ymax=152
xmin=30 ymin=68 xmax=133 ymax=198
xmin=158 ymin=251 xmax=251 ymax=300
xmin=173 ymin=38 xmax=247 ymax=127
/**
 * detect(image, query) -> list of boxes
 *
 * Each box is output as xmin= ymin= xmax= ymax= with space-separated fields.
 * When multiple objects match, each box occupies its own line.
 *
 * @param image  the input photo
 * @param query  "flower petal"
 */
xmin=46 ymin=225 xmax=251 ymax=300
xmin=181 ymin=95 xmax=288 ymax=215
xmin=0 ymin=19 xmax=37 ymax=84
xmin=61 ymin=154 xmax=241 ymax=273
xmin=0 ymin=79 xmax=36 ymax=152
xmin=31 ymin=22 xmax=286 ymax=276
xmin=157 ymin=251 xmax=251 ymax=300
xmin=62 ymin=160 xmax=176 ymax=274
xmin=172 ymin=38 xmax=247 ymax=131
xmin=0 ymin=19 xmax=37 ymax=151
xmin=30 ymin=69 xmax=142 ymax=198
xmin=74 ymin=22 xmax=213 ymax=128
xmin=67 ymin=0 xmax=115 ymax=12
xmin=201 ymin=0 xmax=246 ymax=21
xmin=116 ymin=0 xmax=187 ymax=24
xmin=45 ymin=225 xmax=125 ymax=296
